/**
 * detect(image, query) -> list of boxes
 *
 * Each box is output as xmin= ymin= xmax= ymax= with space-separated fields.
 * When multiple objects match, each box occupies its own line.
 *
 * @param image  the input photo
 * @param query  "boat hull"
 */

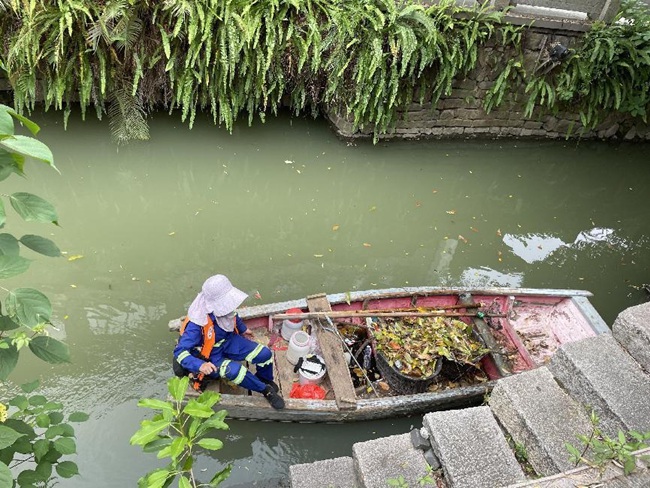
xmin=171 ymin=286 xmax=607 ymax=422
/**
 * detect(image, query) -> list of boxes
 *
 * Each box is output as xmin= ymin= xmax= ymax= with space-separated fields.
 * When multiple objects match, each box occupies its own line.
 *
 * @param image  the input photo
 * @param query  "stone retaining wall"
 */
xmin=327 ymin=23 xmax=650 ymax=142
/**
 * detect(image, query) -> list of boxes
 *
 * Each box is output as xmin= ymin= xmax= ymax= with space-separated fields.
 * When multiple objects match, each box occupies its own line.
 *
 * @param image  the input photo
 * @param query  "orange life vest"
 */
xmin=180 ymin=314 xmax=216 ymax=360
xmin=179 ymin=314 xmax=216 ymax=391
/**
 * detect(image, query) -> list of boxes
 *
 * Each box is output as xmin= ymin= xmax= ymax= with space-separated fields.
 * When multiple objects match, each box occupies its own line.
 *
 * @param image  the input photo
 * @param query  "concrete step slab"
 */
xmin=503 ymin=447 xmax=650 ymax=487
xmin=612 ymin=302 xmax=650 ymax=373
xmin=352 ymin=433 xmax=430 ymax=488
xmin=489 ymin=366 xmax=593 ymax=475
xmin=548 ymin=334 xmax=650 ymax=437
xmin=290 ymin=456 xmax=359 ymax=488
xmin=423 ymin=405 xmax=526 ymax=488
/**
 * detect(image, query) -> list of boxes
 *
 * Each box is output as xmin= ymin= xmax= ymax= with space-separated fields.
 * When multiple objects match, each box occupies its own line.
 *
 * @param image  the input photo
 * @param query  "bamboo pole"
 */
xmin=271 ymin=311 xmax=505 ymax=321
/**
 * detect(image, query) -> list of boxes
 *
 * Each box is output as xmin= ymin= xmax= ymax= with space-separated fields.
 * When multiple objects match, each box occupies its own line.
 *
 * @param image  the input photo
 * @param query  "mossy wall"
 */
xmin=328 ymin=25 xmax=650 ymax=141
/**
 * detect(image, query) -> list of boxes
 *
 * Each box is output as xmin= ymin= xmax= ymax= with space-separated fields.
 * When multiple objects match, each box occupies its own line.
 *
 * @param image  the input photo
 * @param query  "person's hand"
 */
xmin=242 ymin=329 xmax=254 ymax=337
xmin=199 ymin=362 xmax=217 ymax=375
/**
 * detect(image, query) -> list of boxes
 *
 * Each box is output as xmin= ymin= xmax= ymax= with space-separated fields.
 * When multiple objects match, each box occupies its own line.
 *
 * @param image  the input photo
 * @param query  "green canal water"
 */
xmin=3 ymin=111 xmax=649 ymax=486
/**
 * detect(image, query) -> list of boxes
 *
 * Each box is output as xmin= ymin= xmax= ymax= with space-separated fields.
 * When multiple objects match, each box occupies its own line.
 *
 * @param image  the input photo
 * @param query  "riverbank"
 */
xmin=289 ymin=301 xmax=650 ymax=487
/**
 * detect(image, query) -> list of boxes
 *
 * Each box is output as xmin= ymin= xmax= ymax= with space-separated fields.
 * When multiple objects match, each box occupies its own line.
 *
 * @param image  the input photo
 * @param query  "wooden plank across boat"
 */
xmin=168 ymin=287 xmax=608 ymax=422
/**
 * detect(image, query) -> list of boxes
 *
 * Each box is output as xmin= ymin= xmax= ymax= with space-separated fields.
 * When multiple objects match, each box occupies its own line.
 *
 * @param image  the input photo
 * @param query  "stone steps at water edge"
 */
xmin=290 ymin=456 xmax=359 ymax=488
xmin=489 ymin=366 xmax=593 ymax=476
xmin=351 ymin=433 xmax=431 ymax=488
xmin=548 ymin=333 xmax=650 ymax=437
xmin=612 ymin=302 xmax=650 ymax=374
xmin=423 ymin=406 xmax=526 ymax=488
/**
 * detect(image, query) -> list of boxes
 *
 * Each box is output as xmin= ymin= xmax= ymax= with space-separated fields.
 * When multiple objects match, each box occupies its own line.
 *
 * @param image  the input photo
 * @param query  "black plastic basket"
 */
xmin=375 ymin=351 xmax=443 ymax=395
xmin=439 ymin=358 xmax=483 ymax=381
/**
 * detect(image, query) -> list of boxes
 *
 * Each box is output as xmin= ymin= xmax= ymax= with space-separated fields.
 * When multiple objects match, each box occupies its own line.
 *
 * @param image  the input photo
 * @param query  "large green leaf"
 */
xmin=68 ymin=412 xmax=89 ymax=422
xmin=34 ymin=460 xmax=53 ymax=481
xmin=53 ymin=437 xmax=76 ymax=455
xmin=0 ymin=343 xmax=19 ymax=380
xmin=0 ymin=107 xmax=13 ymax=136
xmin=169 ymin=436 xmax=188 ymax=460
xmin=196 ymin=438 xmax=223 ymax=451
xmin=3 ymin=106 xmax=40 ymax=136
xmin=182 ymin=400 xmax=214 ymax=418
xmin=129 ymin=419 xmax=171 ymax=446
xmin=0 ymin=149 xmax=22 ymax=182
xmin=168 ymin=376 xmax=189 ymax=402
xmin=55 ymin=461 xmax=79 ymax=478
xmin=0 ymin=233 xmax=20 ymax=256
xmin=137 ymin=398 xmax=174 ymax=412
xmin=19 ymin=234 xmax=61 ymax=257
xmin=209 ymin=465 xmax=232 ymax=486
xmin=16 ymin=469 xmax=42 ymax=485
xmin=0 ymin=462 xmax=12 ymax=487
xmin=0 ymin=316 xmax=19 ymax=331
xmin=28 ymin=336 xmax=70 ymax=364
xmin=0 ymin=425 xmax=24 ymax=449
xmin=6 ymin=288 xmax=52 ymax=326
xmin=142 ymin=437 xmax=172 ymax=454
xmin=197 ymin=412 xmax=229 ymax=435
xmin=0 ymin=254 xmax=30 ymax=278
xmin=33 ymin=439 xmax=51 ymax=462
xmin=0 ymin=135 xmax=55 ymax=169
xmin=20 ymin=379 xmax=40 ymax=393
xmin=9 ymin=192 xmax=58 ymax=224
xmin=41 ymin=447 xmax=62 ymax=463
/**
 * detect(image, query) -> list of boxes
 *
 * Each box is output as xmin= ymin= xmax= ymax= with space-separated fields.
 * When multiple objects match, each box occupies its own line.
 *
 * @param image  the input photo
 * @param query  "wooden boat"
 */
xmin=168 ymin=287 xmax=609 ymax=423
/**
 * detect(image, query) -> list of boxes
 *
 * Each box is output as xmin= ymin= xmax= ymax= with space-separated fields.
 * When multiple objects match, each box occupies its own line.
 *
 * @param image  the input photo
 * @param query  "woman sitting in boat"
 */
xmin=173 ymin=274 xmax=285 ymax=409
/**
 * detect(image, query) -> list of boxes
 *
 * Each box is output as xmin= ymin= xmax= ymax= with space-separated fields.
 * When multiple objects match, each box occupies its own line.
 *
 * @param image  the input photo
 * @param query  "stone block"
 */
xmin=489 ymin=367 xmax=593 ymax=475
xmin=548 ymin=334 xmax=650 ymax=436
xmin=613 ymin=302 xmax=650 ymax=373
xmin=352 ymin=433 xmax=429 ymax=488
xmin=290 ymin=456 xmax=359 ymax=488
xmin=523 ymin=120 xmax=543 ymax=129
xmin=424 ymin=406 xmax=526 ymax=488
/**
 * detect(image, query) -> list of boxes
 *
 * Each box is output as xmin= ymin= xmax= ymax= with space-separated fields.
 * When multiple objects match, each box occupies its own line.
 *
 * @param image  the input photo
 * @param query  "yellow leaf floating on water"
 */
xmin=67 ymin=255 xmax=84 ymax=262
xmin=496 ymin=228 xmax=502 ymax=237
xmin=314 ymin=254 xmax=324 ymax=258
xmin=458 ymin=235 xmax=468 ymax=244
xmin=446 ymin=210 xmax=456 ymax=215
xmin=363 ymin=243 xmax=372 ymax=247
xmin=70 ymin=284 xmax=76 ymax=288
xmin=332 ymin=224 xmax=340 ymax=231
xmin=168 ymin=232 xmax=175 ymax=236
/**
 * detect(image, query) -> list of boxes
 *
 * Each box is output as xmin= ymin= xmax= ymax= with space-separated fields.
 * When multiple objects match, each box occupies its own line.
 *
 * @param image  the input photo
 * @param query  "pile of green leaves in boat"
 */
xmin=372 ymin=317 xmax=491 ymax=378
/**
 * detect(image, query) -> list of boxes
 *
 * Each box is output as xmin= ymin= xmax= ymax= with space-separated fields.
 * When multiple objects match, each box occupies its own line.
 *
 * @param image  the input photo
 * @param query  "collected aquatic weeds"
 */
xmin=372 ymin=316 xmax=490 ymax=378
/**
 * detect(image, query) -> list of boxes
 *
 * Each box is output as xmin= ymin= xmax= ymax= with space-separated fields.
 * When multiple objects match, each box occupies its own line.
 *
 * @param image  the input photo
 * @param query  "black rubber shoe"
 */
xmin=260 ymin=378 xmax=280 ymax=393
xmin=263 ymin=385 xmax=285 ymax=410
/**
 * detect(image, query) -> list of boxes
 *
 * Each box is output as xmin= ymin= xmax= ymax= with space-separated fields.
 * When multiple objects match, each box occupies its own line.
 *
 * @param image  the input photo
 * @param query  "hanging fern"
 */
xmin=0 ymin=0 xmax=647 ymax=143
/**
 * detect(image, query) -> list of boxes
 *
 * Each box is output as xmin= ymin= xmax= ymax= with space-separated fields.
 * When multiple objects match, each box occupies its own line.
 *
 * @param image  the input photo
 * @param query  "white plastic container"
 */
xmin=281 ymin=308 xmax=304 ymax=341
xmin=286 ymin=330 xmax=310 ymax=365
xmin=298 ymin=354 xmax=327 ymax=385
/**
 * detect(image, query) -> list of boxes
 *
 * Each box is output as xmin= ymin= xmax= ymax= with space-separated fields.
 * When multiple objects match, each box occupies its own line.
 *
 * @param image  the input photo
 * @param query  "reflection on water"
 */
xmin=86 ymin=301 xmax=167 ymax=335
xmin=2 ymin=112 xmax=649 ymax=486
xmin=460 ymin=266 xmax=524 ymax=288
xmin=503 ymin=227 xmax=641 ymax=264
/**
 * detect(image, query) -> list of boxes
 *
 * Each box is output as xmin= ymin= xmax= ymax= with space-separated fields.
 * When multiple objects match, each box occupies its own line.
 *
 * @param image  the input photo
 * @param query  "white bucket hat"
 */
xmin=187 ymin=275 xmax=248 ymax=325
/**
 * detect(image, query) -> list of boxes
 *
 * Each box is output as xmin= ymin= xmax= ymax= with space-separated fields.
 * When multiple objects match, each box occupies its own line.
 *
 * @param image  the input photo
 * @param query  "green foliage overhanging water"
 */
xmin=0 ymin=0 xmax=649 ymax=143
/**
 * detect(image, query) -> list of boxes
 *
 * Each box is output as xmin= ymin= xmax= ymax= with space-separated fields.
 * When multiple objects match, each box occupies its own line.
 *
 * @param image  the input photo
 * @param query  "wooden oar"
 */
xmin=271 ymin=311 xmax=505 ymax=321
